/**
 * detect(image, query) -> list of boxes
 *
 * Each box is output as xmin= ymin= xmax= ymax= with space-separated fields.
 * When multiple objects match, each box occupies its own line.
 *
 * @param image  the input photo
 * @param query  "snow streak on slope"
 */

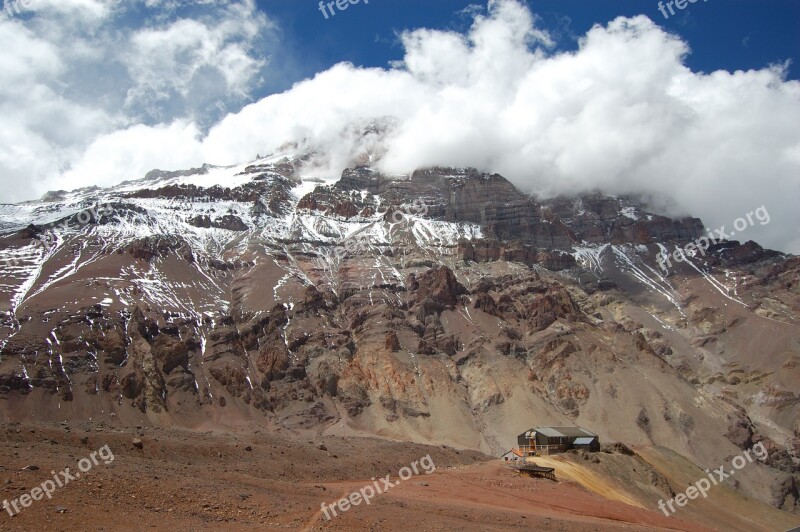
xmin=574 ymin=243 xmax=687 ymax=317
xmin=653 ymin=243 xmax=748 ymax=307
xmin=611 ymin=245 xmax=685 ymax=315
xmin=682 ymin=256 xmax=748 ymax=307
xmin=1 ymin=151 xmax=493 ymax=322
xmin=0 ymin=241 xmax=47 ymax=315
xmin=573 ymin=244 xmax=610 ymax=272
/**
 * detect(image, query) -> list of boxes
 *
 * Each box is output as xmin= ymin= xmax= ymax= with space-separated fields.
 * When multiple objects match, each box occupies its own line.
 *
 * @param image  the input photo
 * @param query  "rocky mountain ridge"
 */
xmin=0 ymin=152 xmax=798 ymax=515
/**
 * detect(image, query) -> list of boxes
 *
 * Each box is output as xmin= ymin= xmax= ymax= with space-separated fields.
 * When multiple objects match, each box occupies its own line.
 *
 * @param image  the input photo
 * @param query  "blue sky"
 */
xmin=257 ymin=0 xmax=800 ymax=96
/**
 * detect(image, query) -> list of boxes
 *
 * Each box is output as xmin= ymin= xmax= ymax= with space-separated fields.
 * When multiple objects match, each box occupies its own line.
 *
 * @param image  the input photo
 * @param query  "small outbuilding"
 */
xmin=500 ymin=448 xmax=523 ymax=462
xmin=572 ymin=436 xmax=600 ymax=452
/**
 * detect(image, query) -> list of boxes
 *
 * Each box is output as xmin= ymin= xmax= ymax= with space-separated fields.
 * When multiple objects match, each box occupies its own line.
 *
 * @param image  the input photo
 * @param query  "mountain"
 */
xmin=0 ymin=149 xmax=798 ymax=518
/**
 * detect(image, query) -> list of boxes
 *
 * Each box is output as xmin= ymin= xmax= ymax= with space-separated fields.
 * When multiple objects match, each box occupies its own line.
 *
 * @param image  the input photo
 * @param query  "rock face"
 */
xmin=546 ymin=193 xmax=705 ymax=245
xmin=0 ymin=152 xmax=797 ymax=516
xmin=299 ymin=168 xmax=707 ymax=251
xmin=410 ymin=266 xmax=468 ymax=307
xmin=458 ymin=239 xmax=576 ymax=270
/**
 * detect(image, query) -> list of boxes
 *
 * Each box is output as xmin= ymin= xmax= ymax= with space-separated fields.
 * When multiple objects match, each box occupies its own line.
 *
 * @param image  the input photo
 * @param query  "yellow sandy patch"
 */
xmin=532 ymin=456 xmax=645 ymax=509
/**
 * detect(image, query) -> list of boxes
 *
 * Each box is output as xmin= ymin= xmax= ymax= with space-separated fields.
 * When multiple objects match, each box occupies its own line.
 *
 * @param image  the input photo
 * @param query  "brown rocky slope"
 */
xmin=0 ymin=157 xmax=798 ymax=525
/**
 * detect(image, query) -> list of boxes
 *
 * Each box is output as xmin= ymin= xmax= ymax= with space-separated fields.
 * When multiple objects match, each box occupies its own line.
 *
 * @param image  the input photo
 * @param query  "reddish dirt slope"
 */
xmin=1 ymin=421 xmax=711 ymax=531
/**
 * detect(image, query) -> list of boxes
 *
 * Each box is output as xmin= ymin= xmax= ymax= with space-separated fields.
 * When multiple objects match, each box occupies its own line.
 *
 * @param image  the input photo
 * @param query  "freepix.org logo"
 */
xmin=3 ymin=444 xmax=114 ymax=517
xmin=318 ymin=0 xmax=368 ymax=20
xmin=3 ymin=0 xmax=32 ymax=19
xmin=320 ymin=454 xmax=436 ymax=520
xmin=656 ymin=205 xmax=770 ymax=271
xmin=657 ymin=442 xmax=768 ymax=516
xmin=657 ymin=0 xmax=709 ymax=20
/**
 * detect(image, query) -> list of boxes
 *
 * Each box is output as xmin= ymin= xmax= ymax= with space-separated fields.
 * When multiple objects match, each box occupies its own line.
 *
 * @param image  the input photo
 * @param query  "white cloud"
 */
xmin=198 ymin=1 xmax=800 ymax=253
xmin=0 ymin=0 xmax=273 ymax=202
xmin=2 ymin=0 xmax=799 ymax=254
xmin=123 ymin=1 xmax=270 ymax=121
xmin=0 ymin=19 xmax=63 ymax=83
xmin=61 ymin=121 xmax=203 ymax=190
